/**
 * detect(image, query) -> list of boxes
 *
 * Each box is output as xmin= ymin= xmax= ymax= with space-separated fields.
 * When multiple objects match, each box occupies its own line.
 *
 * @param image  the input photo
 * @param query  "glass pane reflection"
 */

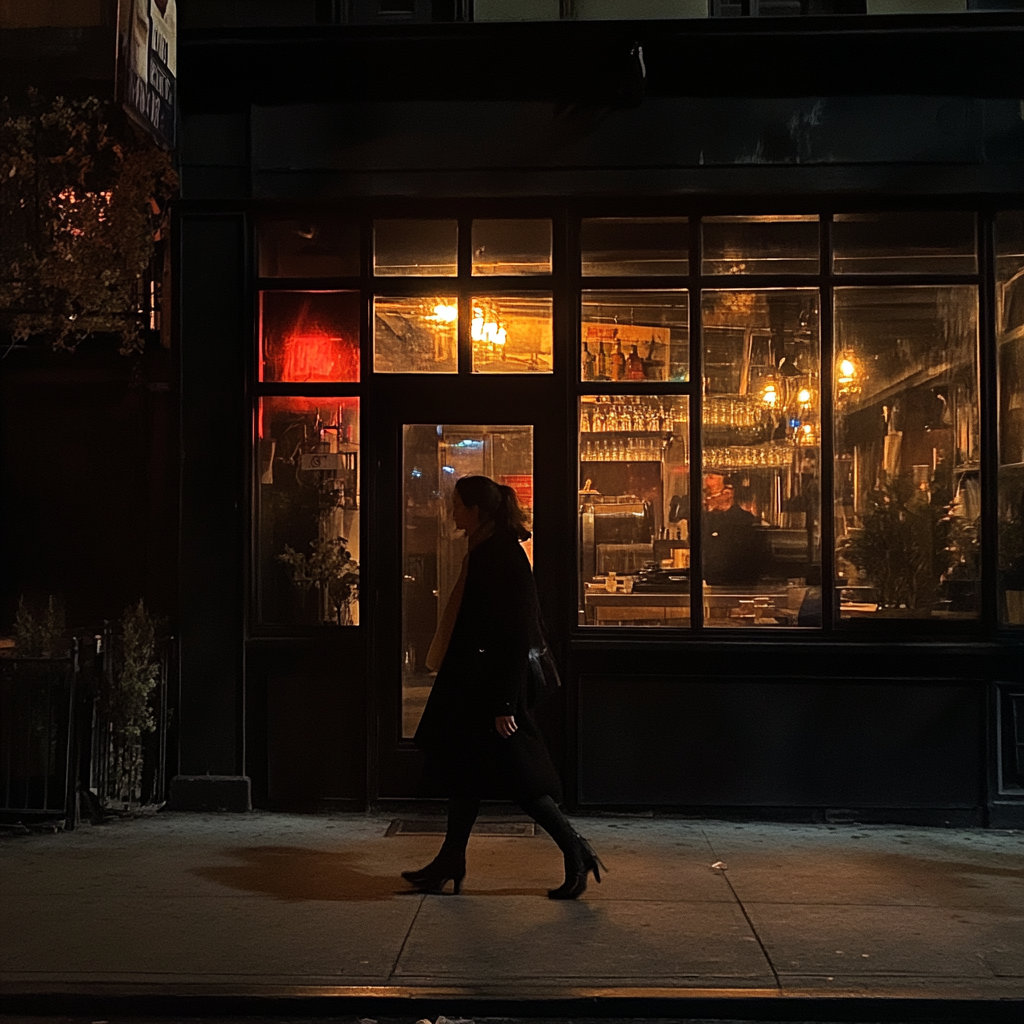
xmin=258 ymin=397 xmax=360 ymax=627
xmin=472 ymin=219 xmax=552 ymax=276
xmin=258 ymin=219 xmax=359 ymax=278
xmin=471 ymin=294 xmax=553 ymax=373
xmin=373 ymin=296 xmax=458 ymax=373
xmin=402 ymin=424 xmax=534 ymax=737
xmin=260 ymin=290 xmax=360 ymax=383
xmin=834 ymin=212 xmax=977 ymax=275
xmin=703 ymin=215 xmax=819 ymax=276
xmin=834 ymin=286 xmax=980 ymax=621
xmin=701 ymin=289 xmax=822 ymax=628
xmin=581 ymin=218 xmax=688 ymax=277
xmin=996 ymin=211 xmax=1024 ymax=625
xmin=374 ymin=220 xmax=458 ymax=277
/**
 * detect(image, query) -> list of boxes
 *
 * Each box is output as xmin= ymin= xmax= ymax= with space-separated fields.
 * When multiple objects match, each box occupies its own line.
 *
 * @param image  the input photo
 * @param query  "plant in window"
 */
xmin=278 ymin=537 xmax=360 ymax=626
xmin=839 ymin=472 xmax=947 ymax=612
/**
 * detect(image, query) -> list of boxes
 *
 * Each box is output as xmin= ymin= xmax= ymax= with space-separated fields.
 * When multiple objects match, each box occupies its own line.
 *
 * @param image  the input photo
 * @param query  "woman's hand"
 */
xmin=495 ymin=715 xmax=518 ymax=738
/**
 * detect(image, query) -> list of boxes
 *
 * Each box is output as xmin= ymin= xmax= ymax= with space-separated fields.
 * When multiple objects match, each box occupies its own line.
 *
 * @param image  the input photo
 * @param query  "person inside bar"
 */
xmin=702 ymin=472 xmax=767 ymax=586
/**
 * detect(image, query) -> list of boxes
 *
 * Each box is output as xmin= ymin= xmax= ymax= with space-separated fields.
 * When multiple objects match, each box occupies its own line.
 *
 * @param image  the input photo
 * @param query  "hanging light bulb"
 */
xmin=761 ymin=382 xmax=778 ymax=407
xmin=797 ymin=387 xmax=812 ymax=405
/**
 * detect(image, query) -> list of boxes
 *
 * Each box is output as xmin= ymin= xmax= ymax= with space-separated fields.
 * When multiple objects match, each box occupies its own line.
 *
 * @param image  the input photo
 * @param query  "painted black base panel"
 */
xmin=1 ymin=991 xmax=1021 ymax=1023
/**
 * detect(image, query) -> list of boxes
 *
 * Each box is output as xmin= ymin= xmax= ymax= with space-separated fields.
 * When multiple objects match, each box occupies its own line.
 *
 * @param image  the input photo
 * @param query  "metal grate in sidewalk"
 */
xmin=385 ymin=818 xmax=536 ymax=836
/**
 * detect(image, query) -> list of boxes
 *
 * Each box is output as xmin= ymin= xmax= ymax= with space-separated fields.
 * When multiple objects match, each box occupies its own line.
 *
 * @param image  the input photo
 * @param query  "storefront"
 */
xmin=172 ymin=10 xmax=1024 ymax=825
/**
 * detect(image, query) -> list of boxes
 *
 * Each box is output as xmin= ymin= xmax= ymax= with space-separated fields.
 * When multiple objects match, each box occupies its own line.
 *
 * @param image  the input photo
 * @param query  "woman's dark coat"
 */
xmin=414 ymin=527 xmax=561 ymax=803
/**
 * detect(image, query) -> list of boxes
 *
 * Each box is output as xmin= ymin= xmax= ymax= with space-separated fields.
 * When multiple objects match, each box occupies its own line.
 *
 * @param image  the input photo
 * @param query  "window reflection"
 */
xmin=373 ymin=296 xmax=458 ymax=373
xmin=996 ymin=211 xmax=1024 ymax=625
xmin=581 ymin=291 xmax=689 ymax=382
xmin=579 ymin=395 xmax=690 ymax=627
xmin=374 ymin=219 xmax=458 ymax=277
xmin=833 ymin=212 xmax=977 ymax=275
xmin=834 ymin=287 xmax=980 ymax=620
xmin=260 ymin=291 xmax=360 ymax=383
xmin=471 ymin=294 xmax=553 ymax=373
xmin=702 ymin=215 xmax=819 ymax=276
xmin=581 ymin=218 xmax=688 ymax=277
xmin=472 ymin=219 xmax=552 ymax=276
xmin=402 ymin=425 xmax=533 ymax=737
xmin=701 ymin=290 xmax=822 ymax=627
xmin=258 ymin=219 xmax=359 ymax=278
xmin=258 ymin=397 xmax=360 ymax=626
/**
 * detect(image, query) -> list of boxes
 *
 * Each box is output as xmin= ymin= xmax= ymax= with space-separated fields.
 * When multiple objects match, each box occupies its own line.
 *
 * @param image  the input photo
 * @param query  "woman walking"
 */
xmin=402 ymin=474 xmax=605 ymax=899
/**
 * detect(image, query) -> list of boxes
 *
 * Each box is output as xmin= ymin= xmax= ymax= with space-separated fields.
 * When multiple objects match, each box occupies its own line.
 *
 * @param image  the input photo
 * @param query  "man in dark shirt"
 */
xmin=702 ymin=473 xmax=766 ymax=586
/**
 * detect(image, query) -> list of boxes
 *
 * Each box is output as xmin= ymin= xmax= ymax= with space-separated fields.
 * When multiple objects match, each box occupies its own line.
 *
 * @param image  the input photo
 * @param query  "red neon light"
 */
xmin=262 ymin=293 xmax=359 ymax=382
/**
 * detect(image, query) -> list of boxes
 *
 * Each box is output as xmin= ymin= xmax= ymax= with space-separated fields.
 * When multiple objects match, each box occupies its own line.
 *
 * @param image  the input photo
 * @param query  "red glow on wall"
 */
xmin=261 ymin=291 xmax=360 ymax=382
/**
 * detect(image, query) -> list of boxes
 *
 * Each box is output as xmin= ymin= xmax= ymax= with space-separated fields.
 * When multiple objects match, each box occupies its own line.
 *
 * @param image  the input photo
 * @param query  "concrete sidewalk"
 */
xmin=0 ymin=810 xmax=1022 ymax=1011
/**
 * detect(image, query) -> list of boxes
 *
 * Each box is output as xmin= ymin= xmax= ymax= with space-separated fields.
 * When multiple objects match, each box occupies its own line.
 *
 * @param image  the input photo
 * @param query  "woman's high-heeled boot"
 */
xmin=547 ymin=832 xmax=606 ymax=900
xmin=401 ymin=853 xmax=466 ymax=894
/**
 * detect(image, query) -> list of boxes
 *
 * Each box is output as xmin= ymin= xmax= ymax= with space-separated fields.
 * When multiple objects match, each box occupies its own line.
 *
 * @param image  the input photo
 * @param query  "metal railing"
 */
xmin=0 ymin=641 xmax=79 ymax=828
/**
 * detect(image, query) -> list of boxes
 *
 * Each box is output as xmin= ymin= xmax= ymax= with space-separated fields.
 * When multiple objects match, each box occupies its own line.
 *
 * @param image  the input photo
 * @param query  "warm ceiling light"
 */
xmin=797 ymin=388 xmax=812 ymax=404
xmin=430 ymin=303 xmax=458 ymax=322
xmin=839 ymin=358 xmax=856 ymax=379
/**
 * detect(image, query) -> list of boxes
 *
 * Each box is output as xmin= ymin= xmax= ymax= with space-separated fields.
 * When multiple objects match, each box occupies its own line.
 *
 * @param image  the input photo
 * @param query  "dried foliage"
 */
xmin=102 ymin=600 xmax=161 ymax=804
xmin=0 ymin=91 xmax=178 ymax=354
xmin=12 ymin=594 xmax=66 ymax=658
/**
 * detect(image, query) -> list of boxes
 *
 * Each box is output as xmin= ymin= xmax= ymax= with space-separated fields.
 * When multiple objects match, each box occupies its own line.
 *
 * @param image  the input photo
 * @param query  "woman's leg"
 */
xmin=401 ymin=794 xmax=479 ymax=893
xmin=519 ymin=794 xmax=605 ymax=899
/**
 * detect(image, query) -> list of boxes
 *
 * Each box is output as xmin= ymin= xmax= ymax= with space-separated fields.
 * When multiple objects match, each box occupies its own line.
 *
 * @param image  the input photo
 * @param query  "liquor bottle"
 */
xmin=591 ymin=405 xmax=605 ymax=431
xmin=581 ymin=341 xmax=596 ymax=381
xmin=610 ymin=339 xmax=626 ymax=381
xmin=596 ymin=342 xmax=609 ymax=380
xmin=606 ymin=405 xmax=619 ymax=431
xmin=627 ymin=344 xmax=645 ymax=381
xmin=580 ymin=408 xmax=591 ymax=432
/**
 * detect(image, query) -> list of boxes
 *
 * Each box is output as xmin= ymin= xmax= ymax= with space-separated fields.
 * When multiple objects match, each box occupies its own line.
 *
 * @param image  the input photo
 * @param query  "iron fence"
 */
xmin=0 ymin=641 xmax=79 ymax=828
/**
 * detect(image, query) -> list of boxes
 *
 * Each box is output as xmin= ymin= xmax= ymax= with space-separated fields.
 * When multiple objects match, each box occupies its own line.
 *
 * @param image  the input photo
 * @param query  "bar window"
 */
xmin=374 ymin=219 xmax=458 ymax=277
xmin=579 ymin=395 xmax=690 ymax=627
xmin=701 ymin=290 xmax=822 ymax=627
xmin=833 ymin=212 xmax=977 ymax=275
xmin=581 ymin=218 xmax=688 ymax=277
xmin=581 ymin=290 xmax=689 ymax=382
xmin=257 ymin=397 xmax=360 ymax=626
xmin=260 ymin=291 xmax=360 ymax=383
xmin=472 ymin=219 xmax=552 ymax=276
xmin=471 ymin=294 xmax=553 ymax=373
xmin=997 ymin=211 xmax=1024 ymax=625
xmin=702 ymin=215 xmax=819 ymax=276
xmin=373 ymin=296 xmax=458 ymax=373
xmin=834 ymin=286 xmax=980 ymax=621
xmin=258 ymin=218 xmax=359 ymax=278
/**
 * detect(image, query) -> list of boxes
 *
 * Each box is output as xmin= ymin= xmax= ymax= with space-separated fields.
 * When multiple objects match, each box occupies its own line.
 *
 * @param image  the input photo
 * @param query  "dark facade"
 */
xmin=170 ymin=4 xmax=1024 ymax=824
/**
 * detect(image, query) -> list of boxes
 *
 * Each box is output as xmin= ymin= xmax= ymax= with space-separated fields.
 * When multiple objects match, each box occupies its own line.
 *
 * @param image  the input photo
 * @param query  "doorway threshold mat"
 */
xmin=386 ymin=818 xmax=536 ymax=836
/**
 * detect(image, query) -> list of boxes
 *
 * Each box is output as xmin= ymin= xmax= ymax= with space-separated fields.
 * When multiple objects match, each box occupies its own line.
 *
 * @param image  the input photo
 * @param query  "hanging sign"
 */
xmin=117 ymin=0 xmax=177 ymax=149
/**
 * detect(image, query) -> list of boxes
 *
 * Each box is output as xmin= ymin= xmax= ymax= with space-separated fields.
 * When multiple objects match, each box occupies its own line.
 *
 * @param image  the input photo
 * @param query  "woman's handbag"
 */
xmin=527 ymin=641 xmax=562 ymax=707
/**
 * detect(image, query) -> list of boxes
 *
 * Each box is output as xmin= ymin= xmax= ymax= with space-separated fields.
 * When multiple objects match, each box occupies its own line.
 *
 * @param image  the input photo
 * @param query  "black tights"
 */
xmin=440 ymin=794 xmax=580 ymax=867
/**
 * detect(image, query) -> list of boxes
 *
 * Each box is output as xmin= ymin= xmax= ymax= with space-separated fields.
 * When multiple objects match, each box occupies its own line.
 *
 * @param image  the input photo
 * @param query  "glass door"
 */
xmin=401 ymin=424 xmax=534 ymax=739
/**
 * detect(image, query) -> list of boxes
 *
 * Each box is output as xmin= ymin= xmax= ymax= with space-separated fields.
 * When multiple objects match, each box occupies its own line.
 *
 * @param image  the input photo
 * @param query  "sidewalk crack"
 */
xmin=701 ymin=827 xmax=781 ymax=991
xmin=388 ymin=894 xmax=426 ymax=983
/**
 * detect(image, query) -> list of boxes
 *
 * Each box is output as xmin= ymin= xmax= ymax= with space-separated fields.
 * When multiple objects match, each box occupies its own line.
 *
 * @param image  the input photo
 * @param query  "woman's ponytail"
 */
xmin=455 ymin=475 xmax=532 ymax=541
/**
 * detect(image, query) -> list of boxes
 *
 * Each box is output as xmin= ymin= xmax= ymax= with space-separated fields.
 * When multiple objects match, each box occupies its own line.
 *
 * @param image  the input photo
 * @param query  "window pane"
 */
xmin=472 ymin=219 xmax=552 ymax=276
xmin=581 ymin=218 xmax=688 ymax=276
xmin=258 ymin=219 xmax=359 ymax=278
xmin=373 ymin=296 xmax=458 ymax=373
xmin=471 ymin=294 xmax=553 ymax=373
xmin=258 ymin=397 xmax=360 ymax=626
xmin=259 ymin=291 xmax=360 ymax=383
xmin=581 ymin=290 xmax=689 ymax=382
xmin=402 ymin=424 xmax=534 ymax=737
xmin=701 ymin=290 xmax=822 ymax=627
xmin=834 ymin=212 xmax=977 ymax=274
xmin=997 ymin=211 xmax=1024 ymax=625
xmin=834 ymin=286 xmax=980 ymax=621
xmin=702 ymin=216 xmax=819 ymax=275
xmin=579 ymin=395 xmax=690 ymax=627
xmin=373 ymin=220 xmax=458 ymax=277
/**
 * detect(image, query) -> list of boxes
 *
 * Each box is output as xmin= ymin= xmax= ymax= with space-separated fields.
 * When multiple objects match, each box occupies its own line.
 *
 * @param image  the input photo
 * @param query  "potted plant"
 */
xmin=278 ymin=536 xmax=360 ymax=626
